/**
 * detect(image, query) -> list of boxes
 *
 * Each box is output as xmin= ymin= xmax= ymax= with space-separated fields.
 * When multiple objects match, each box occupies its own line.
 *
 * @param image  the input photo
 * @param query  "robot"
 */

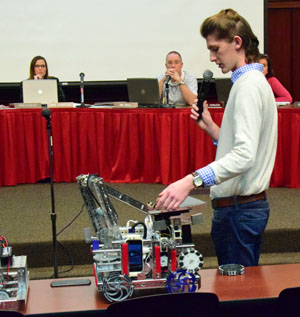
xmin=77 ymin=174 xmax=205 ymax=302
xmin=0 ymin=243 xmax=29 ymax=310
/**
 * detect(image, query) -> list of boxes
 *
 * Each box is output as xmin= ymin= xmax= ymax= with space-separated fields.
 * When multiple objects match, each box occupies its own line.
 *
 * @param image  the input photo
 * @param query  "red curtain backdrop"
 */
xmin=0 ymin=107 xmax=299 ymax=188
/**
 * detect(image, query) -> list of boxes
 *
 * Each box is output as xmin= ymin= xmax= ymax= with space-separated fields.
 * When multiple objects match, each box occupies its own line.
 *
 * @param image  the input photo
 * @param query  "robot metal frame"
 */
xmin=77 ymin=174 xmax=205 ymax=302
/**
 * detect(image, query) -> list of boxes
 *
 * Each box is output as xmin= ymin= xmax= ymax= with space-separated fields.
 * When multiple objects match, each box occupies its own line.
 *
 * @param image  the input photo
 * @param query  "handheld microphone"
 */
xmin=165 ymin=75 xmax=171 ymax=84
xmin=197 ymin=69 xmax=213 ymax=120
xmin=41 ymin=108 xmax=51 ymax=120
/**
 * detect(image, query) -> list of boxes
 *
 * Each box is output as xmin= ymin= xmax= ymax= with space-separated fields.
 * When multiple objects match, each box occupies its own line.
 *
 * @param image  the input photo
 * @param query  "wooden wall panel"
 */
xmin=268 ymin=1 xmax=300 ymax=101
xmin=268 ymin=9 xmax=292 ymax=93
xmin=291 ymin=9 xmax=300 ymax=101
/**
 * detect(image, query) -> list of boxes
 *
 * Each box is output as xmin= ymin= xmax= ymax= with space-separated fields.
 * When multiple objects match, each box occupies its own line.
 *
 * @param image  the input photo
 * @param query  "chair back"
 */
xmin=0 ymin=311 xmax=24 ymax=317
xmin=278 ymin=287 xmax=300 ymax=316
xmin=105 ymin=292 xmax=219 ymax=317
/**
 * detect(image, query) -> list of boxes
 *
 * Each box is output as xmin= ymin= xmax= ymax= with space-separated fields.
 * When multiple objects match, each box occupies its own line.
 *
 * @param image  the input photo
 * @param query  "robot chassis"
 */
xmin=77 ymin=174 xmax=204 ymax=302
xmin=0 ymin=247 xmax=29 ymax=310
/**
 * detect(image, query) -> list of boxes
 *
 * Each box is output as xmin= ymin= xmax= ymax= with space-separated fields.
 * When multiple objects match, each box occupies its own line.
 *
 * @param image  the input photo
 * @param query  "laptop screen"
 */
xmin=215 ymin=78 xmax=232 ymax=106
xmin=22 ymin=79 xmax=58 ymax=104
xmin=127 ymin=78 xmax=161 ymax=107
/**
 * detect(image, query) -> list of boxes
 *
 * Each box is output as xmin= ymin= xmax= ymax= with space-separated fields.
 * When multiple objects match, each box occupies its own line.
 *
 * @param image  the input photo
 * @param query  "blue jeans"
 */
xmin=211 ymin=199 xmax=269 ymax=266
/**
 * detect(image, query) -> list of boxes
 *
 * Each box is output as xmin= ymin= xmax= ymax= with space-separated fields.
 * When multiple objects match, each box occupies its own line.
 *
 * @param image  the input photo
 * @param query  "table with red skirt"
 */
xmin=0 ymin=107 xmax=299 ymax=188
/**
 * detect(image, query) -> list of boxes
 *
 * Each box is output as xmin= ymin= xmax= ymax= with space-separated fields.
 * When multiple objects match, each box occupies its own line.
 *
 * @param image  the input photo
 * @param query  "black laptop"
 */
xmin=127 ymin=78 xmax=162 ymax=107
xmin=215 ymin=78 xmax=232 ymax=106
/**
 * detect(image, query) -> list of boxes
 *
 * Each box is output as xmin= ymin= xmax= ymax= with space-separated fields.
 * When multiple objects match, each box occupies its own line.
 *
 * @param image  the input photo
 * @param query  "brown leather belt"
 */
xmin=211 ymin=191 xmax=266 ymax=209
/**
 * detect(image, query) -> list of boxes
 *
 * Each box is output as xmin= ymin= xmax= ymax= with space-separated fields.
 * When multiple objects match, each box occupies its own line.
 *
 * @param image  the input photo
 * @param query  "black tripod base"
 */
xmin=161 ymin=104 xmax=175 ymax=108
xmin=76 ymin=104 xmax=91 ymax=108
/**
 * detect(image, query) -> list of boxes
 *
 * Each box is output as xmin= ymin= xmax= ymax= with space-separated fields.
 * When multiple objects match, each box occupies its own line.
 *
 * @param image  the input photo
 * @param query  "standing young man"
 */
xmin=156 ymin=9 xmax=278 ymax=266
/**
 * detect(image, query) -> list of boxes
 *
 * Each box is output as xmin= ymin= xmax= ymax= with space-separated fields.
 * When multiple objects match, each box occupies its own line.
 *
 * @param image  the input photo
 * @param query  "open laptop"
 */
xmin=22 ymin=79 xmax=58 ymax=104
xmin=215 ymin=78 xmax=232 ymax=106
xmin=127 ymin=78 xmax=161 ymax=107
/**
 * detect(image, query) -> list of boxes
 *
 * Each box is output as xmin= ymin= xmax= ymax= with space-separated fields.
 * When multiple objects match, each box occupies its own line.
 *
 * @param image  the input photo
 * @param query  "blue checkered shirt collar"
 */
xmin=231 ymin=63 xmax=263 ymax=84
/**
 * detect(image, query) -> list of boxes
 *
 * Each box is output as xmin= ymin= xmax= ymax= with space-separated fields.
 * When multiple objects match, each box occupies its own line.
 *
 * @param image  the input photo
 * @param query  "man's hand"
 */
xmin=156 ymin=174 xmax=194 ymax=210
xmin=191 ymin=100 xmax=220 ymax=141
xmin=165 ymin=68 xmax=181 ymax=83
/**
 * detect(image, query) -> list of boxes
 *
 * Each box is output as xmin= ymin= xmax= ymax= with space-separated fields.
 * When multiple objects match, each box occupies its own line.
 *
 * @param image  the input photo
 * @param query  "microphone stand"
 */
xmin=165 ymin=81 xmax=170 ymax=105
xmin=41 ymin=109 xmax=91 ymax=287
xmin=41 ymin=108 xmax=58 ymax=278
xmin=77 ymin=72 xmax=90 ymax=108
xmin=163 ymin=81 xmax=174 ymax=108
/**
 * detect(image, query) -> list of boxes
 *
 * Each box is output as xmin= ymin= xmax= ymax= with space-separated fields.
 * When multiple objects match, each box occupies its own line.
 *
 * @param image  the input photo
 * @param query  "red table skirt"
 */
xmin=0 ymin=107 xmax=299 ymax=188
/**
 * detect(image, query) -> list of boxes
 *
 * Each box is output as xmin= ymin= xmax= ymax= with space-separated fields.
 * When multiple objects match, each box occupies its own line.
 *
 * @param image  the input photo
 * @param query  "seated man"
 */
xmin=158 ymin=51 xmax=197 ymax=106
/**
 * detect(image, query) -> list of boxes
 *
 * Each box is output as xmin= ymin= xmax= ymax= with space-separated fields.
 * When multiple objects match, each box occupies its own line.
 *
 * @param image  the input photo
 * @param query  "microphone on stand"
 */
xmin=41 ymin=108 xmax=52 ymax=136
xmin=41 ymin=109 xmax=92 ymax=286
xmin=41 ymin=107 xmax=58 ymax=278
xmin=42 ymin=108 xmax=51 ymax=120
xmin=77 ymin=72 xmax=90 ymax=107
xmin=80 ymin=73 xmax=85 ymax=105
xmin=197 ymin=69 xmax=213 ymax=120
xmin=163 ymin=75 xmax=172 ymax=108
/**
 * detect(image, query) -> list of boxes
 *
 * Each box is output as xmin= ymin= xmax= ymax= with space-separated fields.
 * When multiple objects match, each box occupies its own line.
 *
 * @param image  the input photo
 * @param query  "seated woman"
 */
xmin=21 ymin=55 xmax=66 ymax=102
xmin=258 ymin=54 xmax=292 ymax=103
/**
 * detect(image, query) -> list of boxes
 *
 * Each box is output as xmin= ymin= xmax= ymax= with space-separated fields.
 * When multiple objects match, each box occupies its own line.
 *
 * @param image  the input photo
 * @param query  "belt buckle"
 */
xmin=212 ymin=196 xmax=237 ymax=209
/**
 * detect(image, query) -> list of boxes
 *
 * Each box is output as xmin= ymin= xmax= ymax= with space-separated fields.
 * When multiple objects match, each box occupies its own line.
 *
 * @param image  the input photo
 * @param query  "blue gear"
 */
xmin=166 ymin=269 xmax=197 ymax=293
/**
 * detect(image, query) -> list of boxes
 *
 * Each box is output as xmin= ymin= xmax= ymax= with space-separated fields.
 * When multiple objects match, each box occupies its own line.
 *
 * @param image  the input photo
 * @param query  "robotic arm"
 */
xmin=77 ymin=174 xmax=122 ymax=244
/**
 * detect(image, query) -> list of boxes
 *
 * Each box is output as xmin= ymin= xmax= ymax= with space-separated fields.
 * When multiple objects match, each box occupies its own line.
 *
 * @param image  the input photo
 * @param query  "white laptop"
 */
xmin=22 ymin=79 xmax=58 ymax=104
